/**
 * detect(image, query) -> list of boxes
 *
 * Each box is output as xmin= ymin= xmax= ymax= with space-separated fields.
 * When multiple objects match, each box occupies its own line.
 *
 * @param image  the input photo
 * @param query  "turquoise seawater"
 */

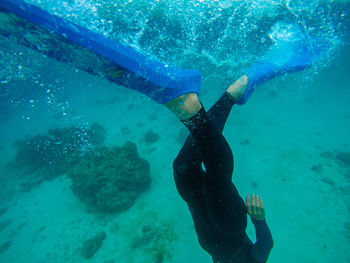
xmin=0 ymin=1 xmax=350 ymax=263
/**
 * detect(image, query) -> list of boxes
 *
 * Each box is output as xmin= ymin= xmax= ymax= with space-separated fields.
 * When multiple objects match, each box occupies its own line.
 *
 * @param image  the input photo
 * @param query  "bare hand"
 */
xmin=246 ymin=194 xmax=265 ymax=221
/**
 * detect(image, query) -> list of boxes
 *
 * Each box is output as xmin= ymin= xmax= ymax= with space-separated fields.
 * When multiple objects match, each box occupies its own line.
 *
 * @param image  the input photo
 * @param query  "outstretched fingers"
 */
xmin=260 ymin=198 xmax=264 ymax=209
xmin=246 ymin=193 xmax=266 ymax=221
xmin=246 ymin=195 xmax=252 ymax=214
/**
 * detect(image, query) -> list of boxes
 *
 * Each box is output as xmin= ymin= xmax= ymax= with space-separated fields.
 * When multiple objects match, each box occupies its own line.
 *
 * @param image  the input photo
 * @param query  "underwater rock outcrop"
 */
xmin=0 ymin=219 xmax=12 ymax=232
xmin=9 ymin=123 xmax=105 ymax=178
xmin=144 ymin=129 xmax=159 ymax=144
xmin=0 ymin=207 xmax=8 ymax=216
xmin=335 ymin=151 xmax=350 ymax=167
xmin=81 ymin=230 xmax=106 ymax=259
xmin=129 ymin=215 xmax=177 ymax=263
xmin=0 ymin=240 xmax=12 ymax=254
xmin=68 ymin=141 xmax=151 ymax=213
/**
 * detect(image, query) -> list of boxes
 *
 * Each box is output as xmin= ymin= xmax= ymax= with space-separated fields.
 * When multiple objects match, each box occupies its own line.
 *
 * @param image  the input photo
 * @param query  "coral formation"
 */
xmin=144 ymin=129 xmax=159 ymax=144
xmin=0 ymin=207 xmax=8 ymax=216
xmin=251 ymin=181 xmax=258 ymax=189
xmin=81 ymin=230 xmax=106 ymax=259
xmin=335 ymin=151 xmax=350 ymax=167
xmin=240 ymin=139 xmax=250 ymax=145
xmin=0 ymin=219 xmax=12 ymax=232
xmin=343 ymin=221 xmax=350 ymax=230
xmin=0 ymin=240 xmax=12 ymax=254
xmin=9 ymin=124 xmax=151 ymax=213
xmin=319 ymin=151 xmax=334 ymax=159
xmin=68 ymin=141 xmax=151 ymax=213
xmin=109 ymin=221 xmax=119 ymax=233
xmin=9 ymin=123 xmax=105 ymax=179
xmin=121 ymin=126 xmax=131 ymax=136
xmin=311 ymin=164 xmax=323 ymax=173
xmin=321 ymin=177 xmax=335 ymax=186
xmin=129 ymin=218 xmax=177 ymax=263
xmin=345 ymin=170 xmax=350 ymax=180
xmin=320 ymin=150 xmax=350 ymax=168
xmin=148 ymin=113 xmax=158 ymax=121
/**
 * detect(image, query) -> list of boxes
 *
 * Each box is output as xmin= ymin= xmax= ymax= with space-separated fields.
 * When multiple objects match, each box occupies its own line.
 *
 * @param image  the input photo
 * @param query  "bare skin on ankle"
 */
xmin=166 ymin=75 xmax=248 ymax=120
xmin=226 ymin=75 xmax=248 ymax=101
xmin=165 ymin=93 xmax=202 ymax=120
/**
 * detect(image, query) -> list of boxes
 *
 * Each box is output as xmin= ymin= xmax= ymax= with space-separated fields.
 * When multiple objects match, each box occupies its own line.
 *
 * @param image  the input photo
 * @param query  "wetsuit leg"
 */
xmin=207 ymin=92 xmax=237 ymax=134
xmin=181 ymin=106 xmax=247 ymax=237
xmin=172 ymin=135 xmax=205 ymax=213
xmin=173 ymin=92 xmax=238 ymax=214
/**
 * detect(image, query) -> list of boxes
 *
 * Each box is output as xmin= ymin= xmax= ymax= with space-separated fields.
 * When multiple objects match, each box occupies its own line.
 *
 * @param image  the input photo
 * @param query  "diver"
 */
xmin=166 ymin=75 xmax=273 ymax=263
xmin=2 ymin=2 xmax=328 ymax=261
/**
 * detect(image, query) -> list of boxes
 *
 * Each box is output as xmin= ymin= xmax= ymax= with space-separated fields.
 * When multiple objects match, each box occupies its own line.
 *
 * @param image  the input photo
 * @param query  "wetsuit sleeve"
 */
xmin=250 ymin=219 xmax=273 ymax=263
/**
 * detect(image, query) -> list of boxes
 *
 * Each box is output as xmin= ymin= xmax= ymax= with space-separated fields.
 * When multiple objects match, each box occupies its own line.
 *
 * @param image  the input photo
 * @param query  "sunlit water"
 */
xmin=0 ymin=1 xmax=349 ymax=263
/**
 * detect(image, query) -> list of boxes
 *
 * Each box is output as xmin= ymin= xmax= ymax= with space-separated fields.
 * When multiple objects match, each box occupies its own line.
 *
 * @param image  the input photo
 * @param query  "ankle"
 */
xmin=166 ymin=93 xmax=202 ymax=120
xmin=227 ymin=75 xmax=248 ymax=101
xmin=227 ymin=89 xmax=240 ymax=102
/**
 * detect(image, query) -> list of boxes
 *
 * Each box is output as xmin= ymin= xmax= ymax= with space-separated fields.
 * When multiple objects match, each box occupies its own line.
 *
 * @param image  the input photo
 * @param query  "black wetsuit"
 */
xmin=173 ymin=92 xmax=273 ymax=263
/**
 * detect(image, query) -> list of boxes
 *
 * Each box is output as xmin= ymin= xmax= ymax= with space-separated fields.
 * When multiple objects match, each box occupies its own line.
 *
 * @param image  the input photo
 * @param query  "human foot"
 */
xmin=227 ymin=75 xmax=248 ymax=101
xmin=165 ymin=93 xmax=202 ymax=120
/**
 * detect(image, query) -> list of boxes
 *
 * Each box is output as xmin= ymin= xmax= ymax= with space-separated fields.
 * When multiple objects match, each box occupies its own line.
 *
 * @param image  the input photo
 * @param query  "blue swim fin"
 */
xmin=236 ymin=22 xmax=328 ymax=105
xmin=0 ymin=0 xmax=201 ymax=104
